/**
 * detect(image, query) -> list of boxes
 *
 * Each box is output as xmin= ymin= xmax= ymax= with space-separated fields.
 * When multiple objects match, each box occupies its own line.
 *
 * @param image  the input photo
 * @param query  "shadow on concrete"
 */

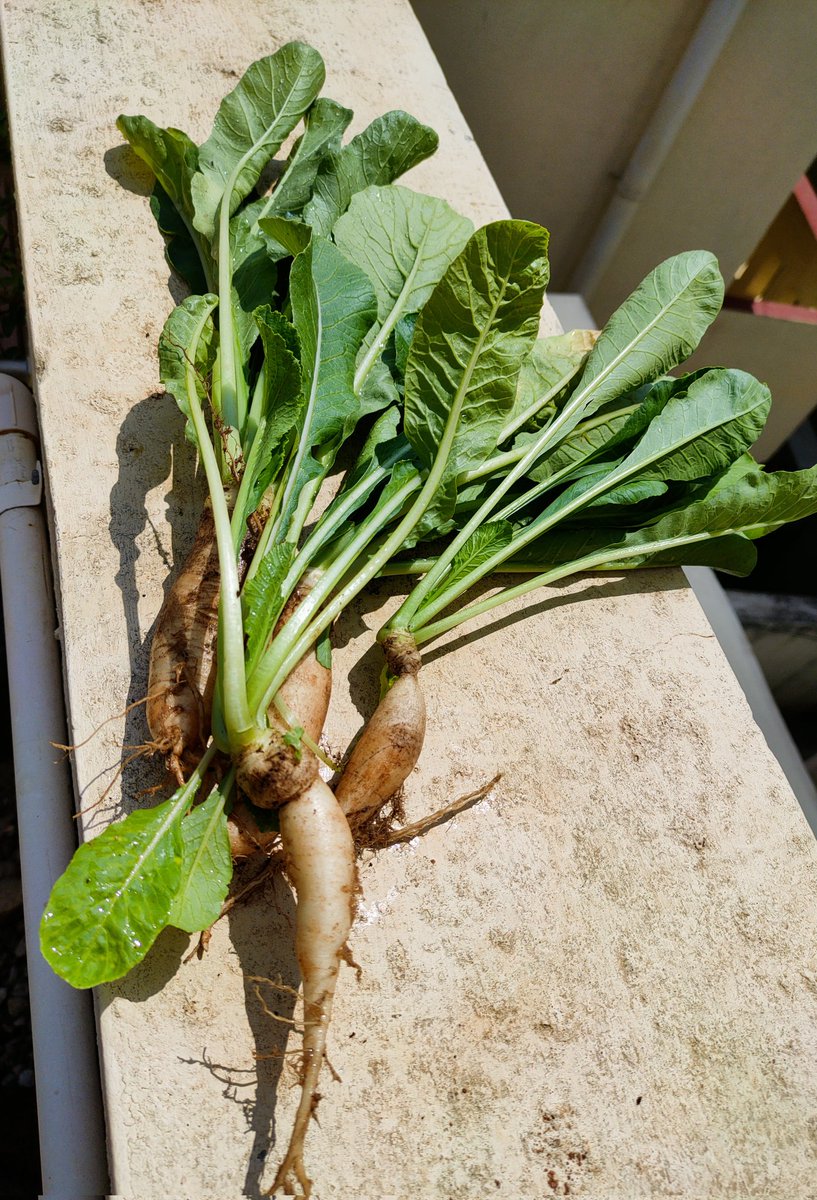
xmin=108 ymin=389 xmax=201 ymax=812
xmin=226 ymin=869 xmax=300 ymax=1198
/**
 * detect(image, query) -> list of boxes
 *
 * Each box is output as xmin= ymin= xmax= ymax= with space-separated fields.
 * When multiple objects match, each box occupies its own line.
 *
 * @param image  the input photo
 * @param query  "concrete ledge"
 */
xmin=3 ymin=1 xmax=817 ymax=1196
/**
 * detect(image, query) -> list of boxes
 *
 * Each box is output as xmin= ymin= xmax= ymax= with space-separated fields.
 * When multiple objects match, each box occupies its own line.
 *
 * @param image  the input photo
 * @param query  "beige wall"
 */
xmin=411 ymin=0 xmax=709 ymax=287
xmin=412 ymin=0 xmax=817 ymax=451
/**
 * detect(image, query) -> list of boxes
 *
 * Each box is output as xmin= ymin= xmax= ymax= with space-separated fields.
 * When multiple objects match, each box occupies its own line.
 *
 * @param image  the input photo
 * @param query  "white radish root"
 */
xmin=269 ymin=776 xmax=356 ymax=1198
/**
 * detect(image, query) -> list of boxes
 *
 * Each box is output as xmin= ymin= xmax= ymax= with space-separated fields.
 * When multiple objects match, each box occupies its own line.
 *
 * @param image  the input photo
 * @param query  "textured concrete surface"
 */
xmin=3 ymin=2 xmax=817 ymax=1197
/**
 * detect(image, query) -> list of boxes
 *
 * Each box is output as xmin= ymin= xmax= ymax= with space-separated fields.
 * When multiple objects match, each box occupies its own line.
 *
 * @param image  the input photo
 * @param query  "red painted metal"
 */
xmin=794 ymin=174 xmax=817 ymax=240
xmin=723 ymin=294 xmax=817 ymax=325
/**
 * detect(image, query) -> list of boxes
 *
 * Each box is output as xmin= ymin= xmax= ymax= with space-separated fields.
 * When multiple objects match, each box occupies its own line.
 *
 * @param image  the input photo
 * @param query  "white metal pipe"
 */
xmin=569 ymin=0 xmax=748 ymax=296
xmin=0 ymin=375 xmax=108 ymax=1197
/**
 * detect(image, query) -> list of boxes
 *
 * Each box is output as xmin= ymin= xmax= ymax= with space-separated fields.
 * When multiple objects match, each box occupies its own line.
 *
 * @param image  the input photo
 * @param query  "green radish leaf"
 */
xmin=192 ymin=43 xmax=326 ymax=239
xmin=393 ymin=313 xmax=415 ymax=378
xmin=235 ymin=309 xmax=304 ymax=529
xmin=117 ymin=115 xmax=213 ymax=286
xmin=291 ymin=235 xmax=378 ymax=447
xmin=259 ymin=215 xmax=313 ymax=257
xmin=315 ymin=626 xmax=332 ymax=671
xmin=255 ymin=307 xmax=303 ymax=445
xmin=527 ymin=399 xmax=641 ymax=484
xmin=707 ymin=464 xmax=817 ymax=540
xmin=149 ymin=183 xmax=209 ymax=294
xmin=334 ymin=186 xmax=473 ymax=410
xmin=529 ymin=369 xmax=711 ymax=486
xmin=226 ymin=98 xmax=353 ymax=352
xmin=584 ymin=478 xmax=668 ymax=509
xmin=243 ymin=543 xmax=297 ymax=665
xmin=429 ymin=521 xmax=513 ymax=603
xmin=625 ymin=368 xmax=770 ymax=482
xmin=404 ymin=220 xmax=550 ymax=530
xmin=519 ymin=464 xmax=817 ymax=580
xmin=506 ymin=330 xmax=597 ymax=441
xmin=302 ymin=111 xmax=439 ymax=236
xmin=358 ymin=352 xmax=399 ymax=418
xmin=241 ymin=97 xmax=352 ymax=226
xmin=231 ymin=249 xmax=279 ymax=358
xmin=517 ymin=521 xmax=758 ymax=577
xmin=550 ymin=251 xmax=724 ymax=447
xmin=40 ymin=798 xmax=186 ymax=989
xmin=334 ymin=184 xmax=473 ymax=335
xmin=169 ymin=787 xmax=232 ymax=934
xmin=274 ymin=236 xmax=378 ymax=532
xmin=158 ymin=295 xmax=218 ymax=443
xmin=340 ymin=405 xmax=405 ymax=493
xmin=541 ymin=368 xmax=771 ymax=525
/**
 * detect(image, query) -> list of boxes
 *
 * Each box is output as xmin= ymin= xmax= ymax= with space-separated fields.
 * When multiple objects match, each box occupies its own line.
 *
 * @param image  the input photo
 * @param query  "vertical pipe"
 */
xmin=0 ymin=375 xmax=108 ymax=1197
xmin=569 ymin=0 xmax=748 ymax=296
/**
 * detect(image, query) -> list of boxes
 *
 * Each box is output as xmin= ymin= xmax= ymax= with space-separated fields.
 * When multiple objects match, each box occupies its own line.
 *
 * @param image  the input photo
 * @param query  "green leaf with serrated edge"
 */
xmin=403 ymin=220 xmax=549 ymax=534
xmin=117 ymin=116 xmax=213 ymax=285
xmin=334 ymin=185 xmax=473 ymax=326
xmin=243 ymin=543 xmax=297 ymax=666
xmin=507 ymin=330 xmax=597 ymax=440
xmin=302 ymin=112 xmax=439 ymax=236
xmin=158 ymin=295 xmax=218 ymax=443
xmin=191 ymin=43 xmax=325 ymax=240
xmin=242 ymin=97 xmax=352 ymax=226
xmin=549 ymin=251 xmax=724 ymax=449
xmin=40 ymin=798 xmax=185 ymax=988
xmin=169 ymin=788 xmax=232 ymax=934
xmin=426 ymin=522 xmax=513 ymax=607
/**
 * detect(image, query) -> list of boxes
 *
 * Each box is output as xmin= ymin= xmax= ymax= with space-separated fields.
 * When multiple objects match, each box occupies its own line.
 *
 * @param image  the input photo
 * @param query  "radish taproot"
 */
xmin=146 ymin=499 xmax=220 ymax=781
xmin=271 ymin=777 xmax=357 ymax=1198
xmin=334 ymin=635 xmax=425 ymax=831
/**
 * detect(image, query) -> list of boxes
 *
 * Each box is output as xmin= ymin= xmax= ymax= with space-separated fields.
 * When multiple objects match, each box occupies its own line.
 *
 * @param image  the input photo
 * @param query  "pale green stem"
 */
xmin=247 ymin=472 xmax=420 ymax=717
xmin=183 ymin=312 xmax=253 ymax=742
xmin=412 ymin=530 xmax=716 ymax=645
